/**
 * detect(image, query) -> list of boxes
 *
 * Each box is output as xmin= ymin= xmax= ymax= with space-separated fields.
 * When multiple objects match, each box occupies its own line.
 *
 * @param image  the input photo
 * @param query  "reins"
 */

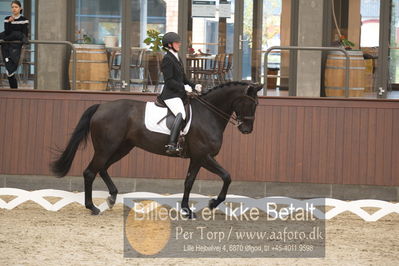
xmin=191 ymin=90 xmax=258 ymax=127
xmin=194 ymin=94 xmax=238 ymax=125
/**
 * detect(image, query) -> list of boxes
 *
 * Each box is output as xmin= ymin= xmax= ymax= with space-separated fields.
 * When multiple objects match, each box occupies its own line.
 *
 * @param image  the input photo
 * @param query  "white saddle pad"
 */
xmin=144 ymin=102 xmax=192 ymax=135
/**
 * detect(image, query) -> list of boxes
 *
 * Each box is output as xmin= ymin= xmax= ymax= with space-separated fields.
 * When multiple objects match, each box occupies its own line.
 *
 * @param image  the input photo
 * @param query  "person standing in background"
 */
xmin=0 ymin=1 xmax=29 ymax=89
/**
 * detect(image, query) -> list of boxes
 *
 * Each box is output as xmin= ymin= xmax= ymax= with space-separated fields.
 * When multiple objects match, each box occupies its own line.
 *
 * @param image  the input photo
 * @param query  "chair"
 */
xmin=223 ymin=53 xmax=233 ymax=82
xmin=129 ymin=47 xmax=147 ymax=92
xmin=0 ymin=51 xmax=6 ymax=87
xmin=15 ymin=45 xmax=27 ymax=85
xmin=148 ymin=51 xmax=164 ymax=93
xmin=130 ymin=49 xmax=164 ymax=93
xmin=187 ymin=56 xmax=208 ymax=83
xmin=196 ymin=53 xmax=226 ymax=88
xmin=107 ymin=48 xmax=122 ymax=90
xmin=21 ymin=45 xmax=34 ymax=84
xmin=213 ymin=53 xmax=227 ymax=84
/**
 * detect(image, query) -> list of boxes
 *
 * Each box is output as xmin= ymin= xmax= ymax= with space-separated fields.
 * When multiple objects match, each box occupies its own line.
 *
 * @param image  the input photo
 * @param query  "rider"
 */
xmin=159 ymin=32 xmax=202 ymax=155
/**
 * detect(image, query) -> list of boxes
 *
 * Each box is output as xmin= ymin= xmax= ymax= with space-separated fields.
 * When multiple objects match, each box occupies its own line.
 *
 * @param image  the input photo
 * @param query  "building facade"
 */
xmin=0 ymin=0 xmax=397 ymax=98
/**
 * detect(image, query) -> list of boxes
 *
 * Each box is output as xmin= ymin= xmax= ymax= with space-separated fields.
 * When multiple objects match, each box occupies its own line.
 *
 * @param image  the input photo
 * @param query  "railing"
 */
xmin=0 ymin=40 xmax=77 ymax=90
xmin=263 ymin=46 xmax=350 ymax=97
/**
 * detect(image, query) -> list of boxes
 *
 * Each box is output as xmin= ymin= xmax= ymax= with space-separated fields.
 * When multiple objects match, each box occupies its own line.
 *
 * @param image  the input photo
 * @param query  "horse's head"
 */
xmin=233 ymin=84 xmax=263 ymax=134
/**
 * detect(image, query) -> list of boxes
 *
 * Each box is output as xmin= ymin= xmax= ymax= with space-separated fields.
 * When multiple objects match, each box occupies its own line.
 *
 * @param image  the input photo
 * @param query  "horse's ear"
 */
xmin=247 ymin=84 xmax=263 ymax=96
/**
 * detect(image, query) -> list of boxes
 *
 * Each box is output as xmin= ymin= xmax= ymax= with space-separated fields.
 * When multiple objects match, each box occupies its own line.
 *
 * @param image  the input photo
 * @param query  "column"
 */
xmin=36 ymin=0 xmax=68 ymax=90
xmin=280 ymin=0 xmax=291 ymax=90
xmin=348 ymin=0 xmax=361 ymax=50
xmin=296 ymin=0 xmax=324 ymax=97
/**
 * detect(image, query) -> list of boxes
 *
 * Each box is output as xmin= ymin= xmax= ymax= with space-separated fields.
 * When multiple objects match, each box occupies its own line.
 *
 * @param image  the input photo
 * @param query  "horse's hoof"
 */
xmin=91 ymin=207 xmax=100 ymax=215
xmin=186 ymin=212 xmax=197 ymax=219
xmin=106 ymin=196 xmax=116 ymax=209
xmin=209 ymin=199 xmax=219 ymax=210
xmin=86 ymin=205 xmax=100 ymax=215
xmin=182 ymin=208 xmax=196 ymax=219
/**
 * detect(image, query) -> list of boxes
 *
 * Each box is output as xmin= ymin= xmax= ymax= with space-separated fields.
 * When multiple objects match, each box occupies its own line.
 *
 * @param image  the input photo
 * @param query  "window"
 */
xmin=390 ymin=0 xmax=399 ymax=85
xmin=360 ymin=0 xmax=380 ymax=47
xmin=75 ymin=0 xmax=122 ymax=46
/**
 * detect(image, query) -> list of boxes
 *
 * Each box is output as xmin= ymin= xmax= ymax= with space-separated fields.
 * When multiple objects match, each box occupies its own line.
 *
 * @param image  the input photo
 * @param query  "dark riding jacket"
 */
xmin=159 ymin=50 xmax=195 ymax=102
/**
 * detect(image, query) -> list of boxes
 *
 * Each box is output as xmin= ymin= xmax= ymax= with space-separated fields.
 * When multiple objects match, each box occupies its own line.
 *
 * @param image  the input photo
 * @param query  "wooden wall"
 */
xmin=1 ymin=89 xmax=398 ymax=186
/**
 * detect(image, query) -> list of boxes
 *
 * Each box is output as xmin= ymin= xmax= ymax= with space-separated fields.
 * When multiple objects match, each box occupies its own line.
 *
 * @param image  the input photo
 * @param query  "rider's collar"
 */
xmin=12 ymin=14 xmax=21 ymax=19
xmin=169 ymin=49 xmax=180 ymax=62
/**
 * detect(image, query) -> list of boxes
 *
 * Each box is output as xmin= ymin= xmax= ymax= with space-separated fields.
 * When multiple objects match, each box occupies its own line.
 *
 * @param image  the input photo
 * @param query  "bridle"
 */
xmin=231 ymin=95 xmax=258 ymax=125
xmin=192 ymin=91 xmax=258 ymax=127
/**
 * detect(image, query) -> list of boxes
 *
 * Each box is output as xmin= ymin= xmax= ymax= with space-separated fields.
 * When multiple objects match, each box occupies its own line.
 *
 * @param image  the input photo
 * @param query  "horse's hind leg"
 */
xmin=201 ymin=155 xmax=231 ymax=210
xmin=99 ymin=144 xmax=135 ymax=209
xmin=99 ymin=170 xmax=118 ymax=208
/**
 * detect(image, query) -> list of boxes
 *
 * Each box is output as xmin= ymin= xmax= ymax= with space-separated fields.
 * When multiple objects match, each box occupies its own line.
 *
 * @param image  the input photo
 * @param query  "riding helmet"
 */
xmin=162 ymin=32 xmax=181 ymax=48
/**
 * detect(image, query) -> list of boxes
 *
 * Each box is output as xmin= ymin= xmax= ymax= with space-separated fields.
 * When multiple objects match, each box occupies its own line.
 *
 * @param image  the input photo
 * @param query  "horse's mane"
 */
xmin=201 ymin=81 xmax=251 ymax=96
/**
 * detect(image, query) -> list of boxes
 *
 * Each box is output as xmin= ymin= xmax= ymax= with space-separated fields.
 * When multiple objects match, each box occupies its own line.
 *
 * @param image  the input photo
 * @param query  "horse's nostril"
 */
xmin=242 ymin=128 xmax=250 ymax=134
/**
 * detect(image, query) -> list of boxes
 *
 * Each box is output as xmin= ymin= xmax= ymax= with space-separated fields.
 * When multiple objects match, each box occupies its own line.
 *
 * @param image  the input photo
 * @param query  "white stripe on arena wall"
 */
xmin=0 ymin=188 xmax=398 ymax=222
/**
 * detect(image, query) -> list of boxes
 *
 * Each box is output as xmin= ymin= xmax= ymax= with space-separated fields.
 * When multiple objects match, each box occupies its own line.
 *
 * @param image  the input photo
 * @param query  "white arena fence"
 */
xmin=0 ymin=188 xmax=398 ymax=222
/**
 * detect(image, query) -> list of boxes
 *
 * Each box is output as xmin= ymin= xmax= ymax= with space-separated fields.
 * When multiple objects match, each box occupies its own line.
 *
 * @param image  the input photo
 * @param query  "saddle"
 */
xmin=155 ymin=96 xmax=191 ymax=157
xmin=155 ymin=96 xmax=191 ymax=130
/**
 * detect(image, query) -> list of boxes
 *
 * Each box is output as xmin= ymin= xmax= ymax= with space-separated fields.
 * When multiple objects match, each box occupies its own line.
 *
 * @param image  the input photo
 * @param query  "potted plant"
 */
xmin=143 ymin=29 xmax=164 ymax=85
xmin=143 ymin=29 xmax=163 ymax=52
xmin=75 ymin=29 xmax=93 ymax=44
xmin=339 ymin=35 xmax=355 ymax=50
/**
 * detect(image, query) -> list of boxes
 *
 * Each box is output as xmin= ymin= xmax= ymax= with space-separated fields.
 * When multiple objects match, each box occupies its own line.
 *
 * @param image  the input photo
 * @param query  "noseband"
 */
xmin=193 ymin=91 xmax=258 ymax=127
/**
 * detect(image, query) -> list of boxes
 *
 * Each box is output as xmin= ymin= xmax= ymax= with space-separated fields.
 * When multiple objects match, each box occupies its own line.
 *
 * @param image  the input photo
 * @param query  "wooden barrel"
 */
xmin=267 ymin=68 xmax=279 ymax=90
xmin=324 ymin=50 xmax=366 ymax=97
xmin=69 ymin=44 xmax=108 ymax=91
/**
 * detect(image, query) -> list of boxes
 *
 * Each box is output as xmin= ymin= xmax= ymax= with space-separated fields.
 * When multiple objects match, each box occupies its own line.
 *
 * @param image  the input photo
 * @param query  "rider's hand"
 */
xmin=184 ymin=84 xmax=193 ymax=93
xmin=8 ymin=17 xmax=14 ymax=22
xmin=195 ymin=84 xmax=202 ymax=93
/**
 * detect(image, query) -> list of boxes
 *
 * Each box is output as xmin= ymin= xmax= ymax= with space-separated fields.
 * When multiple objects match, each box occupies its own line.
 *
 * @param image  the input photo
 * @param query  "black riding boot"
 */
xmin=166 ymin=113 xmax=183 ymax=155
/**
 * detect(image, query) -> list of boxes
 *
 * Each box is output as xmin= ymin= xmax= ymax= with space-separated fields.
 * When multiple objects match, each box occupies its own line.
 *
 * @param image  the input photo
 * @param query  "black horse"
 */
xmin=51 ymin=81 xmax=262 ymax=216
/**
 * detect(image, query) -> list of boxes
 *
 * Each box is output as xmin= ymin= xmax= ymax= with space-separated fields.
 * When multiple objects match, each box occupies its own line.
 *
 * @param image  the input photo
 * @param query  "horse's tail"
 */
xmin=51 ymin=104 xmax=100 ymax=178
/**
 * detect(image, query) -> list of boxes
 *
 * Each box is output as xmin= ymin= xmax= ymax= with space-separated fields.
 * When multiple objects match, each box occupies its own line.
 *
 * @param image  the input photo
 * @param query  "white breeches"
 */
xmin=164 ymin=97 xmax=186 ymax=120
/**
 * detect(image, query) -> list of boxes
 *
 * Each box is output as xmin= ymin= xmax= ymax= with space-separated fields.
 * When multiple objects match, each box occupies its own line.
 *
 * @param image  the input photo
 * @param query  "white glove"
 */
xmin=184 ymin=84 xmax=193 ymax=93
xmin=195 ymin=84 xmax=202 ymax=93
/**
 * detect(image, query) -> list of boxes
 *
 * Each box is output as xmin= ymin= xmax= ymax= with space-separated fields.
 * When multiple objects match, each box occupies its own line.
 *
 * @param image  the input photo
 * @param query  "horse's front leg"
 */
xmin=202 ymin=155 xmax=231 ymax=210
xmin=181 ymin=159 xmax=201 ymax=219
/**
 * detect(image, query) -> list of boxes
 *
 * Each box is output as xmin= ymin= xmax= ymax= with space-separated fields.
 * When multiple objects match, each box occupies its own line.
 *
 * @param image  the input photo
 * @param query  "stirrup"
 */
xmin=165 ymin=144 xmax=181 ymax=154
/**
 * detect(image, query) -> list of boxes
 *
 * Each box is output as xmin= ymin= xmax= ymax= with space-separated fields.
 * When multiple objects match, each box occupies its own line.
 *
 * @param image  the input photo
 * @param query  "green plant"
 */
xmin=143 ymin=29 xmax=163 ymax=52
xmin=75 ymin=29 xmax=93 ymax=44
xmin=339 ymin=35 xmax=355 ymax=49
xmin=83 ymin=34 xmax=92 ymax=44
